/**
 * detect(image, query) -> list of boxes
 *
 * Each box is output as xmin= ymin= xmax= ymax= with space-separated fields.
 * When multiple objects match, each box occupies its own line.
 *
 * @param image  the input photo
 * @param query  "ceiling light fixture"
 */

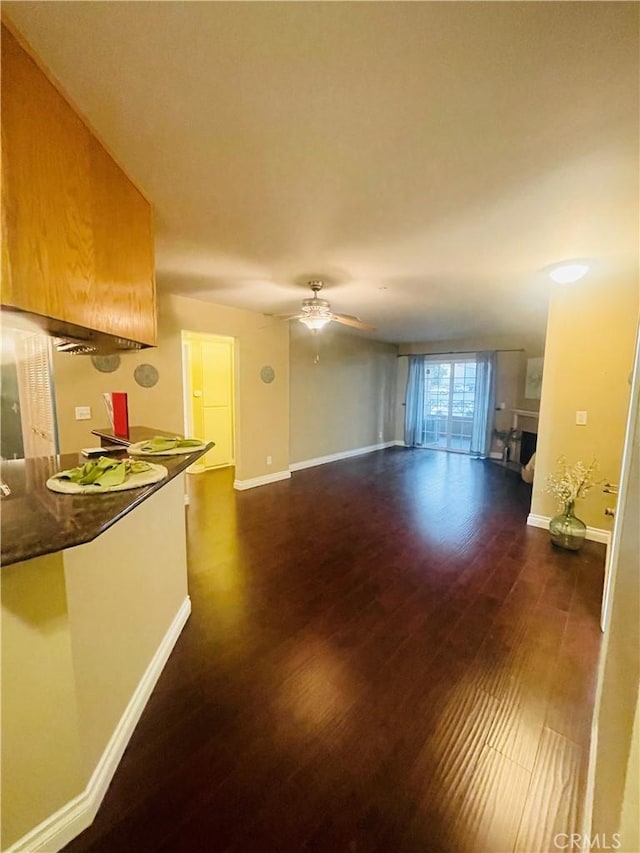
xmin=298 ymin=285 xmax=333 ymax=331
xmin=548 ymin=263 xmax=590 ymax=284
xmin=277 ymin=280 xmax=375 ymax=333
xmin=299 ymin=314 xmax=331 ymax=331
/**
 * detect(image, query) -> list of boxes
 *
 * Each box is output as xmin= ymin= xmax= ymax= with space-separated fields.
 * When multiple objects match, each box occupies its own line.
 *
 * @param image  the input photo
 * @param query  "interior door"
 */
xmin=184 ymin=333 xmax=234 ymax=471
xmin=200 ymin=340 xmax=233 ymax=468
xmin=586 ymin=325 xmax=639 ymax=853
xmin=600 ymin=328 xmax=639 ymax=631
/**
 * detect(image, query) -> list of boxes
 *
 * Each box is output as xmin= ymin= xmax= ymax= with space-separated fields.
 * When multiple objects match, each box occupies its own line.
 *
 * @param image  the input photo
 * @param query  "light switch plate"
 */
xmin=576 ymin=410 xmax=587 ymax=425
xmin=75 ymin=406 xmax=92 ymax=421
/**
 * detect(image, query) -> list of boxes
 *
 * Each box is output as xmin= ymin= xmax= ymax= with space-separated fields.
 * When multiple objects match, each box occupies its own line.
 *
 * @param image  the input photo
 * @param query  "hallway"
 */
xmin=66 ymin=448 xmax=605 ymax=852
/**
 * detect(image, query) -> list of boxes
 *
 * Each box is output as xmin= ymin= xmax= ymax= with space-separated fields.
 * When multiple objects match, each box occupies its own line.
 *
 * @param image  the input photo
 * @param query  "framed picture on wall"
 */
xmin=525 ymin=357 xmax=544 ymax=399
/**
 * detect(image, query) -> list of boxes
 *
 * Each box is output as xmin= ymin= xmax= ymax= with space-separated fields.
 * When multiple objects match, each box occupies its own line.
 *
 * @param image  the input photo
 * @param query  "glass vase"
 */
xmin=549 ymin=501 xmax=587 ymax=551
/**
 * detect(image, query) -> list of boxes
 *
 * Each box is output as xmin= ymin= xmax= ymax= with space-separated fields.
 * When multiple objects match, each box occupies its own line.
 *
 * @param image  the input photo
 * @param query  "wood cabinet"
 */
xmin=1 ymin=24 xmax=157 ymax=346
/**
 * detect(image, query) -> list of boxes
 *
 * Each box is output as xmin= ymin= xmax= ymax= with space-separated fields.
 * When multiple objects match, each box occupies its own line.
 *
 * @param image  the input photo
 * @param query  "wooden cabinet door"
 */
xmin=1 ymin=25 xmax=157 ymax=346
xmin=1 ymin=26 xmax=94 ymax=325
xmin=89 ymin=138 xmax=156 ymax=345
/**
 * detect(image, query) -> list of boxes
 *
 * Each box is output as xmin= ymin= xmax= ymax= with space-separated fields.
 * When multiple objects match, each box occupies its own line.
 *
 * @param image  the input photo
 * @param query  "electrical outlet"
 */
xmin=378 ymin=431 xmax=383 ymax=439
xmin=576 ymin=410 xmax=588 ymax=425
xmin=266 ymin=455 xmax=272 ymax=465
xmin=75 ymin=406 xmax=92 ymax=421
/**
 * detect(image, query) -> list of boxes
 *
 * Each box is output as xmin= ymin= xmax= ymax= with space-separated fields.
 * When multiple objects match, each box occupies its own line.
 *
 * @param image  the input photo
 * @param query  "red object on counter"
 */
xmin=111 ymin=393 xmax=129 ymax=438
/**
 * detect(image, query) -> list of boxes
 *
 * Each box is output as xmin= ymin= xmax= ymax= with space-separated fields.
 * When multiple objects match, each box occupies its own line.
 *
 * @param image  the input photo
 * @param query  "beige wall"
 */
xmin=64 ymin=475 xmax=188 ymax=773
xmin=1 ymin=475 xmax=189 ymax=849
xmin=289 ymin=323 xmax=398 ymax=463
xmin=53 ymin=292 xmax=290 ymax=482
xmin=530 ymin=275 xmax=638 ymax=529
xmin=618 ymin=690 xmax=640 ymax=853
xmin=1 ymin=553 xmax=85 ymax=847
xmin=396 ymin=334 xmax=543 ymax=450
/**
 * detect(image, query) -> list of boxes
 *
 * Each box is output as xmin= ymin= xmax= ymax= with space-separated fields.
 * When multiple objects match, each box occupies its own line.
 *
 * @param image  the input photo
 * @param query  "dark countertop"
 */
xmin=1 ymin=444 xmax=212 ymax=567
xmin=91 ymin=425 xmax=180 ymax=447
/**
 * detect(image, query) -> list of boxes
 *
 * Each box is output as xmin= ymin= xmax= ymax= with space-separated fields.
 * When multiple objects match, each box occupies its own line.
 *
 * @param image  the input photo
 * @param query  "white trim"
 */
xmin=289 ymin=441 xmax=396 ymax=472
xmin=526 ymin=513 xmax=552 ymax=531
xmin=526 ymin=513 xmax=611 ymax=545
xmin=6 ymin=597 xmax=192 ymax=853
xmin=582 ymin=719 xmax=599 ymax=848
xmin=394 ymin=440 xmax=406 ymax=447
xmin=233 ymin=470 xmax=291 ymax=490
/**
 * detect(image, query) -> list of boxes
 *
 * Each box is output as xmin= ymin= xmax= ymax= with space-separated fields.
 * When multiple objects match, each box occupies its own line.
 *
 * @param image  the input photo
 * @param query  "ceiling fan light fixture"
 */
xmin=299 ymin=286 xmax=332 ymax=331
xmin=282 ymin=279 xmax=374 ymax=333
xmin=299 ymin=315 xmax=331 ymax=331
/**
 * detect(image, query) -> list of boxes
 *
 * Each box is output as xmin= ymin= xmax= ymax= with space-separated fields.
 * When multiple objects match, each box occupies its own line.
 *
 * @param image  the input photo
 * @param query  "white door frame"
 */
xmin=181 ymin=330 xmax=236 ymax=471
xmin=582 ymin=321 xmax=639 ymax=841
xmin=600 ymin=325 xmax=639 ymax=632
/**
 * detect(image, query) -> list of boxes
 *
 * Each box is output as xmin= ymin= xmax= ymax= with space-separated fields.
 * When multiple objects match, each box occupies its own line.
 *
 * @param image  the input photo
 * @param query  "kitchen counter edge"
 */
xmin=1 ymin=444 xmax=212 ymax=567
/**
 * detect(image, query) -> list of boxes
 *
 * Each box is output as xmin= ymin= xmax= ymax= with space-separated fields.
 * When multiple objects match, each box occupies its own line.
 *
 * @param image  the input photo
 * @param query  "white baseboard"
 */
xmin=582 ymin=719 xmax=598 ymax=846
xmin=233 ymin=470 xmax=291 ymax=491
xmin=289 ymin=441 xmax=396 ymax=472
xmin=7 ymin=597 xmax=192 ymax=853
xmin=527 ymin=513 xmax=611 ymax=545
xmin=394 ymin=440 xmax=406 ymax=447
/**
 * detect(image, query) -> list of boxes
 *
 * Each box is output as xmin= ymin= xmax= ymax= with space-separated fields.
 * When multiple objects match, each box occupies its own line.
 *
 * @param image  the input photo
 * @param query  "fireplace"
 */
xmin=520 ymin=430 xmax=537 ymax=465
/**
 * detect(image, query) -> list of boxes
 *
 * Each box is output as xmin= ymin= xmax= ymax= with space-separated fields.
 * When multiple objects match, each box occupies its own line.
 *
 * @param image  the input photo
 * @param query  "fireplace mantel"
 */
xmin=512 ymin=409 xmax=539 ymax=432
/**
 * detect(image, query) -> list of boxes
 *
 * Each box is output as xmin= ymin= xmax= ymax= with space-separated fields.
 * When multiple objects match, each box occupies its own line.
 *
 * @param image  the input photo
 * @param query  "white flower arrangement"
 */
xmin=545 ymin=456 xmax=600 ymax=509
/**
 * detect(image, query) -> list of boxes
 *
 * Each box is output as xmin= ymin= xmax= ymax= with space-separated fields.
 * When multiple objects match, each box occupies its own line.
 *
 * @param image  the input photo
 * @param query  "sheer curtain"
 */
xmin=470 ymin=351 xmax=497 ymax=457
xmin=404 ymin=355 xmax=426 ymax=447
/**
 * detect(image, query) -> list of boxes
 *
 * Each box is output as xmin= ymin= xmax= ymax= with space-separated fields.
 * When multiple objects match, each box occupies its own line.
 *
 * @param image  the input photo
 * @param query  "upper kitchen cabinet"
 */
xmin=1 ymin=24 xmax=157 ymax=347
xmin=88 ymin=136 xmax=156 ymax=345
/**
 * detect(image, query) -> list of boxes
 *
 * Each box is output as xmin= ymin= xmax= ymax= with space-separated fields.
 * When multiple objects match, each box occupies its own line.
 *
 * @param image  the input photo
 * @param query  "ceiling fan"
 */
xmin=278 ymin=281 xmax=376 ymax=333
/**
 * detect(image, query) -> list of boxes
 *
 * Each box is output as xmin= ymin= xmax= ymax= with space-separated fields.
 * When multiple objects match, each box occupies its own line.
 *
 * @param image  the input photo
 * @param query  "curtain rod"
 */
xmin=397 ymin=348 xmax=524 ymax=357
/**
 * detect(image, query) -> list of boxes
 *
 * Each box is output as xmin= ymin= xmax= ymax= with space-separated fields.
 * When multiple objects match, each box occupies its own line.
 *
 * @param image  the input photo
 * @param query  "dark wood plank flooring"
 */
xmin=65 ymin=448 xmax=605 ymax=853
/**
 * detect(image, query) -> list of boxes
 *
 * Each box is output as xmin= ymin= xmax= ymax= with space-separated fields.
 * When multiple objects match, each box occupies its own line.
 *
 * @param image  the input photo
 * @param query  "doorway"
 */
xmin=424 ymin=358 xmax=477 ymax=453
xmin=182 ymin=332 xmax=235 ymax=472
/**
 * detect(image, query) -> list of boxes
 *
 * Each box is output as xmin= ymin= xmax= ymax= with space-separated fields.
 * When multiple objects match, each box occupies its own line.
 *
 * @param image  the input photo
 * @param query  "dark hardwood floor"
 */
xmin=65 ymin=448 xmax=605 ymax=853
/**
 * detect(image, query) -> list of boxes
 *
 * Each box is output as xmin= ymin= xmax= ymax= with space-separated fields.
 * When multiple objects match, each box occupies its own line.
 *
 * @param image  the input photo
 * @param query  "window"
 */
xmin=10 ymin=330 xmax=58 ymax=459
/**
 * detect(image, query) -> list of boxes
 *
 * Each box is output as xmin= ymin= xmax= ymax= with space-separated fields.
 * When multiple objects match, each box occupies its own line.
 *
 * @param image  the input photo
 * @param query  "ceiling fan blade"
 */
xmin=273 ymin=313 xmax=304 ymax=321
xmin=331 ymin=313 xmax=377 ymax=333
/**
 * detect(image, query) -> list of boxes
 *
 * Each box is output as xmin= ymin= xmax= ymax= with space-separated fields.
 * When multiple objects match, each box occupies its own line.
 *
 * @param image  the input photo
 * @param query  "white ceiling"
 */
xmin=5 ymin=1 xmax=639 ymax=346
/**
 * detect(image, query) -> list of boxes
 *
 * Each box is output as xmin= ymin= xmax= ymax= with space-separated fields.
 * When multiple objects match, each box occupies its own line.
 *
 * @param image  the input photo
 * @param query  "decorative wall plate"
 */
xmin=260 ymin=365 xmax=275 ymax=384
xmin=134 ymin=364 xmax=159 ymax=388
xmin=91 ymin=354 xmax=121 ymax=373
